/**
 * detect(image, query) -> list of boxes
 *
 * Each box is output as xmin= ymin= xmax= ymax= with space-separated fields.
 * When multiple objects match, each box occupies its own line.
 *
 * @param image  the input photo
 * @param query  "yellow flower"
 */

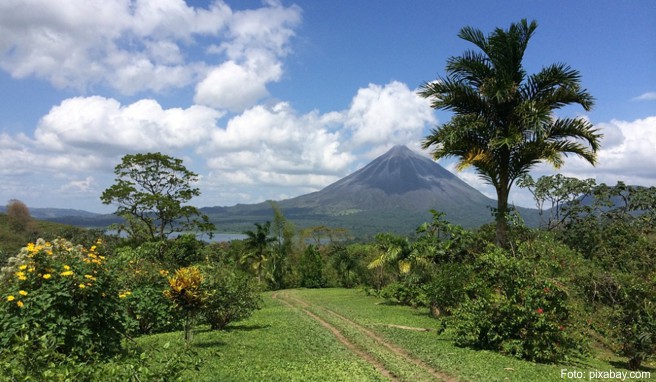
xmin=18 ymin=290 xmax=27 ymax=296
xmin=90 ymin=245 xmax=97 ymax=252
xmin=159 ymin=269 xmax=169 ymax=276
xmin=16 ymin=301 xmax=24 ymax=308
xmin=15 ymin=271 xmax=26 ymax=281
xmin=78 ymin=284 xmax=86 ymax=289
xmin=42 ymin=274 xmax=52 ymax=279
xmin=60 ymin=271 xmax=74 ymax=277
xmin=19 ymin=265 xmax=27 ymax=270
xmin=7 ymin=295 xmax=15 ymax=302
xmin=118 ymin=291 xmax=132 ymax=299
xmin=63 ymin=265 xmax=71 ymax=270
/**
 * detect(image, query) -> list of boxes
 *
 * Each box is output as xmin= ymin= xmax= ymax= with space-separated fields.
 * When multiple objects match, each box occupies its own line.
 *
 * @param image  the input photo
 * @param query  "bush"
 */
xmin=111 ymin=245 xmax=180 ymax=336
xmin=0 ymin=238 xmax=125 ymax=361
xmin=299 ymin=245 xmax=327 ymax=288
xmin=201 ymin=266 xmax=262 ymax=330
xmin=451 ymin=246 xmax=583 ymax=363
xmin=613 ymin=276 xmax=656 ymax=370
xmin=164 ymin=266 xmax=208 ymax=342
xmin=424 ymin=263 xmax=474 ymax=317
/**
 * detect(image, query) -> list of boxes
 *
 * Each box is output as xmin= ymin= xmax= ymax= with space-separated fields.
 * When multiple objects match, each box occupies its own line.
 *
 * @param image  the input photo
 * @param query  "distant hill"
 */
xmin=202 ymin=145 xmax=540 ymax=237
xmin=33 ymin=145 xmax=540 ymax=238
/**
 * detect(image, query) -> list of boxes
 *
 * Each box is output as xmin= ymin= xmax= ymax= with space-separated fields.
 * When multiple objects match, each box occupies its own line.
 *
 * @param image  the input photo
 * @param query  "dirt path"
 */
xmin=271 ymin=291 xmax=399 ymax=381
xmin=273 ymin=290 xmax=459 ymax=382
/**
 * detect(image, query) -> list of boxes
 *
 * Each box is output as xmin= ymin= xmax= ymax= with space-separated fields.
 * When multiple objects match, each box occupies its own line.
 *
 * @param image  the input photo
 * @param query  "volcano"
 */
xmin=203 ymin=145 xmax=538 ymax=237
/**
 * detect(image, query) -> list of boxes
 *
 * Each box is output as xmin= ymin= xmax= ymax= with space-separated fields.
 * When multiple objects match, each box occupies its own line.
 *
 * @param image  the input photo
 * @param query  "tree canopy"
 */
xmin=419 ymin=19 xmax=601 ymax=246
xmin=100 ymin=152 xmax=214 ymax=242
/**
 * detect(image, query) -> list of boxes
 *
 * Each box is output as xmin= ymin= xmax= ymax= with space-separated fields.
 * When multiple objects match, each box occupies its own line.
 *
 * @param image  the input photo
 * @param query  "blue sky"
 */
xmin=0 ymin=0 xmax=654 ymax=214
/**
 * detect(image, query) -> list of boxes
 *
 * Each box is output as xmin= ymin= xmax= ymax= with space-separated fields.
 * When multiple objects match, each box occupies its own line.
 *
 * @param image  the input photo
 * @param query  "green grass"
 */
xmin=131 ymin=288 xmax=654 ymax=381
xmin=136 ymin=292 xmax=386 ymax=381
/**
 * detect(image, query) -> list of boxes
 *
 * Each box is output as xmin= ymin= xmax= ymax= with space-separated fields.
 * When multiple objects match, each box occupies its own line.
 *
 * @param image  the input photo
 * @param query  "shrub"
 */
xmin=110 ymin=245 xmax=180 ymax=336
xmin=424 ymin=263 xmax=474 ymax=317
xmin=451 ymin=246 xmax=583 ymax=363
xmin=202 ymin=266 xmax=262 ymax=330
xmin=0 ymin=238 xmax=125 ymax=361
xmin=164 ymin=266 xmax=208 ymax=341
xmin=299 ymin=245 xmax=327 ymax=288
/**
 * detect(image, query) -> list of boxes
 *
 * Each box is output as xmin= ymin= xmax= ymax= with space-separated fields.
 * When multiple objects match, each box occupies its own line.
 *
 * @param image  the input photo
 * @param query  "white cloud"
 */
xmin=0 ymin=0 xmax=299 ymax=97
xmin=345 ymin=81 xmax=436 ymax=147
xmin=194 ymin=1 xmax=300 ymax=111
xmin=35 ymin=96 xmax=223 ymax=159
xmin=194 ymin=60 xmax=274 ymax=111
xmin=202 ymin=101 xmax=354 ymax=186
xmin=632 ymin=92 xmax=656 ymax=101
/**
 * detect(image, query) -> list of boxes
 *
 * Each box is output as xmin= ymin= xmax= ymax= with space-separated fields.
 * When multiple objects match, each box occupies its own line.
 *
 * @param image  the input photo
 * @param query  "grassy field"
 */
xmin=135 ymin=288 xmax=654 ymax=381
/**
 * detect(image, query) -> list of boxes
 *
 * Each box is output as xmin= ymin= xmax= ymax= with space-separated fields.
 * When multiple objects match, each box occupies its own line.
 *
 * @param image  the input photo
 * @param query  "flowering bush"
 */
xmin=164 ymin=266 xmax=208 ymax=341
xmin=0 ymin=238 xmax=125 ymax=360
xmin=111 ymin=245 xmax=180 ymax=336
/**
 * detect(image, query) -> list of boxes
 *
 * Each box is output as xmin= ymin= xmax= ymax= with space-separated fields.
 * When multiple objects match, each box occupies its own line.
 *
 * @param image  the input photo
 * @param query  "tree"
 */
xmin=6 ymin=199 xmax=33 ymax=233
xmin=269 ymin=201 xmax=295 ymax=289
xmin=100 ymin=152 xmax=214 ymax=242
xmin=419 ymin=19 xmax=601 ymax=246
xmin=240 ymin=221 xmax=275 ymax=284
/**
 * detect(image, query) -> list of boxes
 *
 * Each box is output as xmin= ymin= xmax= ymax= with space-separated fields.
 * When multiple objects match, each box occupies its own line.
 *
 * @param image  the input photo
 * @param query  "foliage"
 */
xmin=240 ymin=221 xmax=276 ymax=285
xmin=517 ymin=174 xmax=596 ymax=229
xmin=100 ymin=152 xmax=215 ymax=243
xmin=419 ymin=19 xmax=600 ymax=246
xmin=6 ymin=199 xmax=35 ymax=234
xmin=268 ymin=202 xmax=295 ymax=290
xmin=0 ymin=334 xmax=200 ymax=382
xmin=164 ymin=266 xmax=208 ymax=342
xmin=614 ymin=277 xmax=656 ymax=370
xmin=329 ymin=244 xmax=362 ymax=288
xmin=299 ymin=245 xmax=327 ymax=288
xmin=164 ymin=234 xmax=205 ymax=267
xmin=451 ymin=245 xmax=583 ymax=363
xmin=201 ymin=266 xmax=262 ymax=330
xmin=423 ymin=263 xmax=474 ymax=317
xmin=0 ymin=238 xmax=125 ymax=361
xmin=110 ymin=245 xmax=180 ymax=336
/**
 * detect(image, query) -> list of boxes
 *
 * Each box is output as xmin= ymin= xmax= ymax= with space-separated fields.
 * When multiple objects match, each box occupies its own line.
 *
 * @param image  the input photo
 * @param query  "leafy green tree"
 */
xmin=269 ymin=202 xmax=295 ymax=289
xmin=367 ymin=233 xmax=413 ymax=275
xmin=329 ymin=244 xmax=360 ymax=288
xmin=517 ymin=174 xmax=596 ymax=229
xmin=419 ymin=19 xmax=601 ymax=246
xmin=240 ymin=222 xmax=275 ymax=284
xmin=100 ymin=153 xmax=214 ymax=243
xmin=299 ymin=245 xmax=327 ymax=288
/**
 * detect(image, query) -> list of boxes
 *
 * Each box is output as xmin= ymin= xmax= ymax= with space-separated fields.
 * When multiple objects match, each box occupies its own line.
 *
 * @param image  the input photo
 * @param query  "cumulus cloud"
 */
xmin=0 ymin=0 xmax=299 ymax=98
xmin=345 ymin=81 xmax=436 ymax=147
xmin=194 ymin=1 xmax=300 ymax=111
xmin=202 ymin=101 xmax=354 ymax=187
xmin=35 ymin=96 xmax=223 ymax=158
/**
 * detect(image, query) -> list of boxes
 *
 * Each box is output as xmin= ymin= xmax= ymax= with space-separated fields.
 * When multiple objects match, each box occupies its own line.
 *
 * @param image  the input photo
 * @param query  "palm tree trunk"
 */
xmin=496 ymin=184 xmax=510 ymax=248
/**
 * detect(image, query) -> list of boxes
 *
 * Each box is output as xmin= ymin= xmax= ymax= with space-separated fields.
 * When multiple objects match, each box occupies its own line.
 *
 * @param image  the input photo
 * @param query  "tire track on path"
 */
xmin=271 ymin=291 xmax=398 ymax=381
xmin=282 ymin=291 xmax=460 ymax=382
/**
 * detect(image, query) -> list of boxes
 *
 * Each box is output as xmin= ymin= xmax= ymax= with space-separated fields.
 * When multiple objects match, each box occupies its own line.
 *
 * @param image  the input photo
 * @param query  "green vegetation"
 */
xmin=1 ymin=20 xmax=654 ymax=382
xmin=100 ymin=152 xmax=215 ymax=242
xmin=419 ymin=19 xmax=601 ymax=246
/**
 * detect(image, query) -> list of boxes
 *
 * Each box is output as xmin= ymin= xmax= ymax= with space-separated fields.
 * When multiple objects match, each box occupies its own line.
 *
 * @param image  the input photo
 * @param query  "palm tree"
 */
xmin=241 ymin=222 xmax=275 ymax=284
xmin=368 ymin=233 xmax=413 ymax=275
xmin=419 ymin=19 xmax=601 ymax=246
